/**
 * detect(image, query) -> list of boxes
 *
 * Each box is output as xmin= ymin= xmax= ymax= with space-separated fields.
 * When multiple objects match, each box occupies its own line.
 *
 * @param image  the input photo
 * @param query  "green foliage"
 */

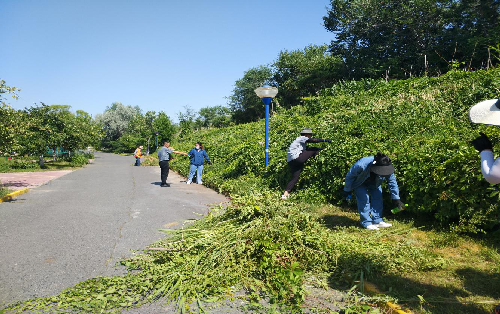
xmin=228 ymin=65 xmax=275 ymax=124
xmin=196 ymin=105 xmax=232 ymax=128
xmin=0 ymin=80 xmax=22 ymax=153
xmin=70 ymin=154 xmax=89 ymax=167
xmin=171 ymin=68 xmax=500 ymax=232
xmin=323 ymin=0 xmax=500 ymax=79
xmin=97 ymin=103 xmax=176 ymax=153
xmin=273 ymin=45 xmax=345 ymax=107
xmin=4 ymin=196 xmax=438 ymax=313
xmin=10 ymin=159 xmax=40 ymax=170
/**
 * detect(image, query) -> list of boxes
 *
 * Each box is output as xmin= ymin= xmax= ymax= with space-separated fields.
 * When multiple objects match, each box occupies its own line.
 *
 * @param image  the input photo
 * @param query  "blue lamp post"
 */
xmin=254 ymin=85 xmax=278 ymax=167
xmin=155 ymin=131 xmax=159 ymax=151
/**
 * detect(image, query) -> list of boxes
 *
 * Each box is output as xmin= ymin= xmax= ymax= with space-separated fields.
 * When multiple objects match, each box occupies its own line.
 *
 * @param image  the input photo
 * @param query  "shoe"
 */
xmin=375 ymin=221 xmax=392 ymax=228
xmin=365 ymin=224 xmax=379 ymax=230
xmin=198 ymin=181 xmax=203 ymax=185
xmin=281 ymin=194 xmax=289 ymax=200
xmin=186 ymin=181 xmax=191 ymax=185
xmin=161 ymin=183 xmax=170 ymax=187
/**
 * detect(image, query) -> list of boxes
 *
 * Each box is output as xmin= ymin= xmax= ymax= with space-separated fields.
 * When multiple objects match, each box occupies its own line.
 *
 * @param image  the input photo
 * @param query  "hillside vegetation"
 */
xmin=171 ymin=68 xmax=500 ymax=233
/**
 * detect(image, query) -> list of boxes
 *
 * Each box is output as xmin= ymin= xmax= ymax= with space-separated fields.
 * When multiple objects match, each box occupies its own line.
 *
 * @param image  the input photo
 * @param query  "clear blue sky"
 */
xmin=1 ymin=0 xmax=334 ymax=121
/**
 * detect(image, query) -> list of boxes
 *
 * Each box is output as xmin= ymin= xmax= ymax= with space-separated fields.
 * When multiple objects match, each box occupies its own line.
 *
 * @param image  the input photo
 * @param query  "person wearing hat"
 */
xmin=343 ymin=153 xmax=404 ymax=230
xmin=470 ymin=98 xmax=500 ymax=184
xmin=134 ymin=145 xmax=144 ymax=166
xmin=281 ymin=128 xmax=332 ymax=199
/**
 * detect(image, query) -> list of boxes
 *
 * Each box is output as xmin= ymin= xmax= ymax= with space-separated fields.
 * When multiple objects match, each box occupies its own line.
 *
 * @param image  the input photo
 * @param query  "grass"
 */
xmin=0 ymin=184 xmax=12 ymax=198
xmin=311 ymin=203 xmax=500 ymax=314
xmin=0 ymin=157 xmax=82 ymax=173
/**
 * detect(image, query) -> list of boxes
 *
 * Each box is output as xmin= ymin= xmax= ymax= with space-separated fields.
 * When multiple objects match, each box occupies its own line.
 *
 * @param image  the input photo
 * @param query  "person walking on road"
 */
xmin=343 ymin=152 xmax=404 ymax=230
xmin=158 ymin=142 xmax=185 ymax=187
xmin=281 ymin=128 xmax=331 ymax=199
xmin=134 ymin=146 xmax=144 ymax=166
xmin=186 ymin=142 xmax=211 ymax=185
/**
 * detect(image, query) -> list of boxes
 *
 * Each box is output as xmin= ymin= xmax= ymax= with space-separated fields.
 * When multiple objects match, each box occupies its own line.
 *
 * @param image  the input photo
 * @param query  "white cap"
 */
xmin=469 ymin=99 xmax=500 ymax=126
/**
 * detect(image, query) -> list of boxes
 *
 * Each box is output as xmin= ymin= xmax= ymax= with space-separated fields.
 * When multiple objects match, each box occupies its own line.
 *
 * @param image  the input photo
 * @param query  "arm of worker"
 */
xmin=480 ymin=150 xmax=500 ymax=184
xmin=343 ymin=164 xmax=362 ymax=192
xmin=172 ymin=150 xmax=188 ymax=156
xmin=203 ymin=151 xmax=211 ymax=164
xmin=306 ymin=138 xmax=332 ymax=143
xmin=386 ymin=173 xmax=401 ymax=200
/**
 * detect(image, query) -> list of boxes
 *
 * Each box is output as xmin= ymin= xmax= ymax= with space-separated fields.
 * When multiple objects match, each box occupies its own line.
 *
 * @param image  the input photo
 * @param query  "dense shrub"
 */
xmin=171 ymin=68 xmax=500 ymax=232
xmin=10 ymin=159 xmax=40 ymax=169
xmin=70 ymin=154 xmax=89 ymax=167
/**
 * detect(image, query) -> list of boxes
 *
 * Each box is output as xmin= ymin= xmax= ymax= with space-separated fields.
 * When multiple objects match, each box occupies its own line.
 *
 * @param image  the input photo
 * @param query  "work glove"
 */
xmin=392 ymin=199 xmax=405 ymax=209
xmin=472 ymin=132 xmax=493 ymax=152
xmin=323 ymin=139 xmax=332 ymax=143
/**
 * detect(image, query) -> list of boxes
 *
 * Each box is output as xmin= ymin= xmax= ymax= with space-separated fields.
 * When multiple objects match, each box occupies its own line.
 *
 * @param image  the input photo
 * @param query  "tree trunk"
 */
xmin=39 ymin=155 xmax=45 ymax=168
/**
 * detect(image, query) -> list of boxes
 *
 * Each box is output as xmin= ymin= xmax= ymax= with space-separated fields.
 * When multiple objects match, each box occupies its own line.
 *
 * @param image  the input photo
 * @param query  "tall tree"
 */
xmin=228 ymin=66 xmax=274 ymax=124
xmin=0 ymin=80 xmax=22 ymax=153
xmin=323 ymin=0 xmax=500 ymax=79
xmin=196 ymin=105 xmax=232 ymax=128
xmin=95 ymin=102 xmax=139 ymax=149
xmin=273 ymin=45 xmax=344 ymax=107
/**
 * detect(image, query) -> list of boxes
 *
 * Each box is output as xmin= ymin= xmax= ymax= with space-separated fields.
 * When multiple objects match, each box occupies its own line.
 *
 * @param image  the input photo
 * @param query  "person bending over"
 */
xmin=282 ymin=128 xmax=331 ymax=199
xmin=343 ymin=153 xmax=404 ymax=230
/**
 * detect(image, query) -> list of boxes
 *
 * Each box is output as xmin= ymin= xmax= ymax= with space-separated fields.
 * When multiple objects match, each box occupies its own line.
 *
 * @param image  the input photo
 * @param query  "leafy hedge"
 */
xmin=171 ymin=68 xmax=500 ymax=232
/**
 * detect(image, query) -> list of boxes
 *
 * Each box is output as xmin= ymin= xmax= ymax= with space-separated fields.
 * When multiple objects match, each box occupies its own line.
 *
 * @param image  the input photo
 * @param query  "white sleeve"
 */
xmin=480 ymin=150 xmax=500 ymax=184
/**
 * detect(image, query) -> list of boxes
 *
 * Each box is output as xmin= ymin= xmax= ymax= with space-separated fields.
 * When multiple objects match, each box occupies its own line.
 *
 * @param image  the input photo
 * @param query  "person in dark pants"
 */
xmin=282 ymin=128 xmax=331 ymax=199
xmin=157 ymin=141 xmax=185 ymax=187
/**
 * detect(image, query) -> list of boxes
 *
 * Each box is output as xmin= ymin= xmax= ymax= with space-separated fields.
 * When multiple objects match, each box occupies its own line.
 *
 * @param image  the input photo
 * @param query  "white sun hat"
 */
xmin=469 ymin=98 xmax=500 ymax=126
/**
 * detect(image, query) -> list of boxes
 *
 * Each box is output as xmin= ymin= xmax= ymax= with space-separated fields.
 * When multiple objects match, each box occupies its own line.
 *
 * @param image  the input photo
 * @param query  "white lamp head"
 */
xmin=254 ymin=85 xmax=278 ymax=98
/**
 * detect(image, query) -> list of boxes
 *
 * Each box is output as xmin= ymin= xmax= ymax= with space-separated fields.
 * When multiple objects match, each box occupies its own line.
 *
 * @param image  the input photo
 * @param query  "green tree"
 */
xmin=228 ymin=66 xmax=274 ymax=124
xmin=0 ymin=80 xmax=22 ymax=154
xmin=95 ymin=102 xmax=139 ymax=149
xmin=153 ymin=111 xmax=176 ymax=145
xmin=196 ymin=105 xmax=232 ymax=128
xmin=273 ymin=45 xmax=344 ymax=107
xmin=323 ymin=0 xmax=500 ymax=79
xmin=178 ymin=106 xmax=197 ymax=137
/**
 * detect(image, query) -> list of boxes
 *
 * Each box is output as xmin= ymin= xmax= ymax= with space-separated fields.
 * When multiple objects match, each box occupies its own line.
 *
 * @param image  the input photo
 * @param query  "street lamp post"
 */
xmin=155 ymin=131 xmax=159 ymax=152
xmin=254 ymin=85 xmax=278 ymax=167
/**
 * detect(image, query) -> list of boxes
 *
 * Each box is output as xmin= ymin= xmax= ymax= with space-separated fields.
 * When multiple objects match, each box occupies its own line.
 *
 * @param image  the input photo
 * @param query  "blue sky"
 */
xmin=1 ymin=0 xmax=334 ymax=121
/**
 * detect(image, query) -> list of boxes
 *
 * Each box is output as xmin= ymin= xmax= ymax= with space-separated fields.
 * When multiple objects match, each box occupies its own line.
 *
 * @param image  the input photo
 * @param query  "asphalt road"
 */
xmin=0 ymin=152 xmax=227 ymax=312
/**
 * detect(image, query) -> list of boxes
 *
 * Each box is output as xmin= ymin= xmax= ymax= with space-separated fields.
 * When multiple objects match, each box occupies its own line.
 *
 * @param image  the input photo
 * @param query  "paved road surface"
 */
xmin=0 ymin=152 xmax=227 ymax=312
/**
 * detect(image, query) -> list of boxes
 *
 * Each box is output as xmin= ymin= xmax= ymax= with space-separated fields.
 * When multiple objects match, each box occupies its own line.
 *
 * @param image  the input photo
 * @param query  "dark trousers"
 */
xmin=159 ymin=160 xmax=170 ymax=184
xmin=285 ymin=148 xmax=321 ymax=192
xmin=135 ymin=157 xmax=141 ymax=166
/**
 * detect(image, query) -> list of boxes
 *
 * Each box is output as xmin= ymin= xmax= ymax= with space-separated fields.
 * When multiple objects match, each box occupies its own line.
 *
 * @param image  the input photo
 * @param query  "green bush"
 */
xmin=170 ymin=68 xmax=500 ymax=232
xmin=10 ymin=159 xmax=40 ymax=170
xmin=70 ymin=154 xmax=89 ymax=167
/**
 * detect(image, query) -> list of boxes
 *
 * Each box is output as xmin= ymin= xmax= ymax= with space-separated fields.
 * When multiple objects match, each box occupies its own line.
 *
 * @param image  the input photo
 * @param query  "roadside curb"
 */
xmin=0 ymin=188 xmax=29 ymax=203
xmin=364 ymin=281 xmax=413 ymax=314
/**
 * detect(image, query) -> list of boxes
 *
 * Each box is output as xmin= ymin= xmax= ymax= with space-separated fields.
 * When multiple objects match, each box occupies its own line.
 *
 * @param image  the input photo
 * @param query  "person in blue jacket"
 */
xmin=343 ymin=152 xmax=404 ymax=230
xmin=186 ymin=142 xmax=211 ymax=185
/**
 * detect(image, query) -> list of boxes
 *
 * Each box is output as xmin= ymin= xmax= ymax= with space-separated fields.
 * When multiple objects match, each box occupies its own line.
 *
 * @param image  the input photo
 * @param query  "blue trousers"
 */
xmin=188 ymin=164 xmax=204 ymax=183
xmin=354 ymin=184 xmax=384 ymax=227
xmin=135 ymin=157 xmax=141 ymax=166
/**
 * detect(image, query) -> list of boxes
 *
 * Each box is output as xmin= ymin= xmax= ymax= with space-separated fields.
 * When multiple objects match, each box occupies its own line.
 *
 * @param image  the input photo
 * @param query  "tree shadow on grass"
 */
xmin=321 ymin=214 xmax=359 ymax=229
xmin=328 ymin=264 xmax=499 ymax=314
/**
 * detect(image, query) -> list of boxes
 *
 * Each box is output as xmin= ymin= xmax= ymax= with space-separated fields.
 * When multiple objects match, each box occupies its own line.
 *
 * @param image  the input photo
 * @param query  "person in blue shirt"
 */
xmin=343 ymin=152 xmax=404 ymax=230
xmin=186 ymin=142 xmax=211 ymax=185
